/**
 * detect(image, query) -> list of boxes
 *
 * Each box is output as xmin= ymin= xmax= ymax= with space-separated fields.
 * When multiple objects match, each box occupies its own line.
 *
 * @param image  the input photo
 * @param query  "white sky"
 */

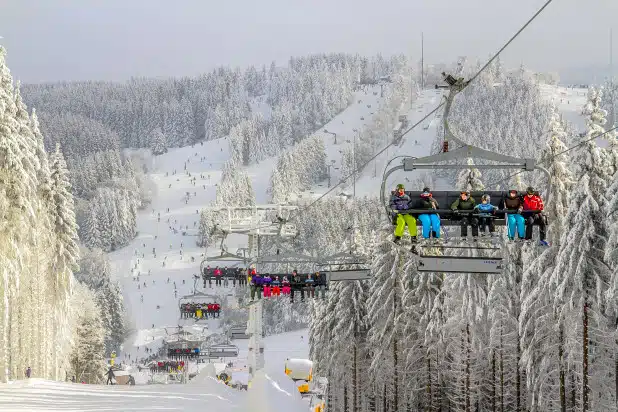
xmin=0 ymin=0 xmax=616 ymax=83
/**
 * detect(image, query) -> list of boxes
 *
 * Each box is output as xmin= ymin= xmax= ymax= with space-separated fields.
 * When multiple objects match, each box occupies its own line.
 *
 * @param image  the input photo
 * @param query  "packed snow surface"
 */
xmin=3 ymin=83 xmax=589 ymax=410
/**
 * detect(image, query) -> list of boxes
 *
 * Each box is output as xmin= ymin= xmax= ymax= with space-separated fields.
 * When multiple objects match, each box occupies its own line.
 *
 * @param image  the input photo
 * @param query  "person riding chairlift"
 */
xmin=500 ymin=189 xmax=526 ymax=241
xmin=474 ymin=194 xmax=498 ymax=236
xmin=450 ymin=190 xmax=478 ymax=239
xmin=390 ymin=184 xmax=417 ymax=246
xmin=410 ymin=187 xmax=441 ymax=240
xmin=522 ymin=186 xmax=549 ymax=246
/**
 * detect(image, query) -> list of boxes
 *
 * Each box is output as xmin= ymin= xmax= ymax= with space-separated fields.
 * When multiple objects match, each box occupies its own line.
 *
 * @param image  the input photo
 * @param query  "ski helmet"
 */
xmin=482 ymin=194 xmax=490 ymax=202
xmin=396 ymin=183 xmax=405 ymax=190
xmin=526 ymin=186 xmax=534 ymax=195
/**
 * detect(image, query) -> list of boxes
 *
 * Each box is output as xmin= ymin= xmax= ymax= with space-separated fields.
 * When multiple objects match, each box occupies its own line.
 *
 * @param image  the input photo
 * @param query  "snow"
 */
xmin=5 ymin=79 xmax=595 ymax=410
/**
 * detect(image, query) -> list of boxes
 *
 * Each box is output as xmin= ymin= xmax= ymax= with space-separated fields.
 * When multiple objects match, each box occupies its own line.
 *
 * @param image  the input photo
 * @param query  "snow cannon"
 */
xmin=284 ymin=358 xmax=313 ymax=394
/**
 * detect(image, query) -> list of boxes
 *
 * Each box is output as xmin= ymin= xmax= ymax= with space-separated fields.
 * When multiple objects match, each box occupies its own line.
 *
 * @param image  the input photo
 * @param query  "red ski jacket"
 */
xmin=522 ymin=195 xmax=544 ymax=212
xmin=214 ymin=269 xmax=222 ymax=276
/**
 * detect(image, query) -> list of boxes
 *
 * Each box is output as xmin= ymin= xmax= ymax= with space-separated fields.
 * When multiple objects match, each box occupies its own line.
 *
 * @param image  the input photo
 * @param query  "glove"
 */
xmin=517 ymin=207 xmax=523 ymax=214
xmin=452 ymin=209 xmax=460 ymax=215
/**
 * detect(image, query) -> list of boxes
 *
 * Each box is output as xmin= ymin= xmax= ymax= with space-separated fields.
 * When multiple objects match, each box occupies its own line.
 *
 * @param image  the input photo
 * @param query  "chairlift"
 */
xmin=381 ymin=72 xmax=552 ymax=274
xmin=318 ymin=251 xmax=371 ymax=282
xmin=229 ymin=325 xmax=250 ymax=340
xmin=207 ymin=344 xmax=239 ymax=358
xmin=178 ymin=292 xmax=220 ymax=319
xmin=200 ymin=249 xmax=248 ymax=274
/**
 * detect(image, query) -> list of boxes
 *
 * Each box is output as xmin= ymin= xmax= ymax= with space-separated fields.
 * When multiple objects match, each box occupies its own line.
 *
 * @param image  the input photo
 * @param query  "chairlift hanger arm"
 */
xmin=381 ymin=73 xmax=553 ymax=217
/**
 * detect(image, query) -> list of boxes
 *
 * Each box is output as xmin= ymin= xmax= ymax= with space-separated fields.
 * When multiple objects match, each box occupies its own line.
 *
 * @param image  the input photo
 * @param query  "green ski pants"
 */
xmin=394 ymin=214 xmax=418 ymax=237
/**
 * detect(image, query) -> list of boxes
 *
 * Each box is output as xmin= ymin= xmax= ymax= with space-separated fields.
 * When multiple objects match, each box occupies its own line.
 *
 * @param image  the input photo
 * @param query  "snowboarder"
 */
xmin=389 ymin=184 xmax=417 ymax=245
xmin=474 ymin=194 xmax=498 ymax=235
xmin=522 ymin=187 xmax=548 ymax=245
xmin=500 ymin=190 xmax=526 ymax=240
xmin=410 ymin=188 xmax=441 ymax=239
xmin=450 ymin=191 xmax=478 ymax=239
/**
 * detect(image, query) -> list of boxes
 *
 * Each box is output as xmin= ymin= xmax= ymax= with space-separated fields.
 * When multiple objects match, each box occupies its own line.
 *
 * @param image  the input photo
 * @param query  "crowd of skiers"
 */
xmin=179 ymin=302 xmax=221 ymax=318
xmin=150 ymin=360 xmax=185 ymax=373
xmin=249 ymin=269 xmax=327 ymax=302
xmin=390 ymin=185 xmax=548 ymax=251
xmin=202 ymin=266 xmax=248 ymax=287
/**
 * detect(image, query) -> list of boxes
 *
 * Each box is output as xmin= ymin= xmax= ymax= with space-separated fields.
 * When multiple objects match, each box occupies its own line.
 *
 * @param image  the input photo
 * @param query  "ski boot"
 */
xmin=410 ymin=237 xmax=418 ymax=254
xmin=393 ymin=235 xmax=402 ymax=244
xmin=539 ymin=240 xmax=549 ymax=247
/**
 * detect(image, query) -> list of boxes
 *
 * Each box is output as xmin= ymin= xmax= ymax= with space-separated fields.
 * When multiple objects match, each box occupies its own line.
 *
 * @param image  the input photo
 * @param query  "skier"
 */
xmin=281 ymin=276 xmax=291 ymax=295
xmin=262 ymin=274 xmax=272 ymax=298
xmin=304 ymin=274 xmax=315 ymax=298
xmin=314 ymin=272 xmax=326 ymax=299
xmin=250 ymin=273 xmax=263 ymax=301
xmin=389 ymin=184 xmax=417 ymax=246
xmin=522 ymin=187 xmax=548 ymax=245
xmin=410 ymin=188 xmax=441 ymax=239
xmin=25 ymin=367 xmax=31 ymax=378
xmin=214 ymin=267 xmax=222 ymax=286
xmin=271 ymin=276 xmax=281 ymax=297
xmin=450 ymin=191 xmax=479 ymax=239
xmin=500 ymin=190 xmax=525 ymax=240
xmin=290 ymin=271 xmax=304 ymax=303
xmin=474 ymin=194 xmax=498 ymax=236
xmin=105 ymin=367 xmax=115 ymax=385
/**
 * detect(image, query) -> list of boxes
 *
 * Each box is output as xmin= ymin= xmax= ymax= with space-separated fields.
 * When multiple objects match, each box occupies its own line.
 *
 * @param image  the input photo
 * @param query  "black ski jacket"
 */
xmin=410 ymin=197 xmax=439 ymax=210
xmin=291 ymin=275 xmax=304 ymax=290
xmin=501 ymin=195 xmax=523 ymax=211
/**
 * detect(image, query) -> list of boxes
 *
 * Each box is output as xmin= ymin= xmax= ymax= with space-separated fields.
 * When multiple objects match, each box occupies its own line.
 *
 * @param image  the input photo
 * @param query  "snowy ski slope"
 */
xmin=2 ymin=83 xmax=591 ymax=410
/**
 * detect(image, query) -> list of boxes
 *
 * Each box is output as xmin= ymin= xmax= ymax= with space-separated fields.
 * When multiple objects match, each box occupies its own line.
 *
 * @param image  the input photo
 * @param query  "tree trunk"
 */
xmin=353 ymin=343 xmax=358 ymax=412
xmin=570 ymin=371 xmax=576 ymax=411
xmin=427 ymin=354 xmax=432 ymax=412
xmin=343 ymin=379 xmax=350 ymax=412
xmin=466 ymin=323 xmax=471 ymax=412
xmin=500 ymin=331 xmax=504 ymax=412
xmin=582 ymin=299 xmax=589 ymax=412
xmin=515 ymin=334 xmax=521 ymax=412
xmin=492 ymin=350 xmax=496 ymax=412
xmin=559 ymin=324 xmax=566 ymax=412
xmin=393 ymin=289 xmax=398 ymax=412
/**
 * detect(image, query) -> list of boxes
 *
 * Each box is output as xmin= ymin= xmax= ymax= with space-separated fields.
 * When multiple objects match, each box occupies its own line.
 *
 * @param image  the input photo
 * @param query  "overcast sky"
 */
xmin=1 ymin=0 xmax=616 ymax=83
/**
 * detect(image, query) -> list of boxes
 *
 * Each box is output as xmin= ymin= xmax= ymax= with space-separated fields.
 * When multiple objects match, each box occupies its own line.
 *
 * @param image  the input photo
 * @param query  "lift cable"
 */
xmin=283 ymin=0 xmax=556 ymax=223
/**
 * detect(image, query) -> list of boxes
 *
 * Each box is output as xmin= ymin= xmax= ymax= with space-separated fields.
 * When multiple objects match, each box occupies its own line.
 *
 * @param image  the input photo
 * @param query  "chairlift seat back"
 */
xmin=391 ymin=190 xmax=544 ymax=226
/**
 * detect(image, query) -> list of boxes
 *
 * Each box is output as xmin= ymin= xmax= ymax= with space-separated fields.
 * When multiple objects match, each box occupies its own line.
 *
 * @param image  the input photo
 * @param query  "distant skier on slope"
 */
xmin=105 ymin=367 xmax=115 ymax=385
xmin=25 ymin=367 xmax=31 ymax=378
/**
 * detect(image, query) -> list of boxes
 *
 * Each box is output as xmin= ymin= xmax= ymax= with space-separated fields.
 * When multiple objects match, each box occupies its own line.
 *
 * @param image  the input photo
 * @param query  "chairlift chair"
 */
xmin=381 ymin=73 xmax=552 ymax=274
xmin=206 ymin=344 xmax=240 ymax=358
xmin=318 ymin=251 xmax=371 ymax=282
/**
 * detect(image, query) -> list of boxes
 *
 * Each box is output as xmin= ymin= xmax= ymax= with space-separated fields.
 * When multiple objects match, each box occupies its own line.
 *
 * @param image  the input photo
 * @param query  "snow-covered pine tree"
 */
xmin=49 ymin=143 xmax=79 ymax=296
xmin=330 ymin=280 xmax=368 ymax=412
xmin=519 ymin=103 xmax=575 ymax=411
xmin=149 ymin=127 xmax=167 ymax=155
xmin=68 ymin=281 xmax=106 ymax=383
xmin=456 ymin=158 xmax=485 ymax=192
xmin=551 ymin=92 xmax=615 ymax=410
xmin=367 ymin=231 xmax=407 ymax=411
